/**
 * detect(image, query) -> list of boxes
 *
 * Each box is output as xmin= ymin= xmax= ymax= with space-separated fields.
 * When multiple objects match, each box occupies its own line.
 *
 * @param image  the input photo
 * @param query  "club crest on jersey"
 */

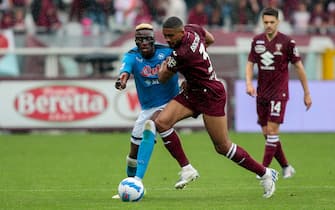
xmin=255 ymin=45 xmax=266 ymax=53
xmin=274 ymin=43 xmax=283 ymax=55
xmin=158 ymin=53 xmax=165 ymax=60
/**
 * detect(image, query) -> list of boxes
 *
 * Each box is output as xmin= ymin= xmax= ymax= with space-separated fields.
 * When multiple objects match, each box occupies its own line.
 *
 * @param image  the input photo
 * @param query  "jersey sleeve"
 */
xmin=287 ymin=39 xmax=301 ymax=64
xmin=119 ymin=52 xmax=135 ymax=75
xmin=247 ymin=38 xmax=256 ymax=63
xmin=186 ymin=24 xmax=206 ymax=38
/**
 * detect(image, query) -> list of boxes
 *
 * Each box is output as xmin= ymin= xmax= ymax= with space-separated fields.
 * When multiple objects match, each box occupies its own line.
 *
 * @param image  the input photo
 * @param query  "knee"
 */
xmin=154 ymin=118 xmax=169 ymax=133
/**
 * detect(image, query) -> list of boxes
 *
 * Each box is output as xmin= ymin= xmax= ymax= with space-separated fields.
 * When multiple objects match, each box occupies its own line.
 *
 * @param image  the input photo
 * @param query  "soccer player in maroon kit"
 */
xmin=152 ymin=16 xmax=279 ymax=198
xmin=245 ymin=7 xmax=312 ymax=179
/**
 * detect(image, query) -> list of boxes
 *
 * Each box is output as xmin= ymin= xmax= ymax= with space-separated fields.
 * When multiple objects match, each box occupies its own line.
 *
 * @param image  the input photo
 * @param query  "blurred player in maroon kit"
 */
xmin=153 ymin=16 xmax=279 ymax=198
xmin=245 ymin=7 xmax=312 ymax=178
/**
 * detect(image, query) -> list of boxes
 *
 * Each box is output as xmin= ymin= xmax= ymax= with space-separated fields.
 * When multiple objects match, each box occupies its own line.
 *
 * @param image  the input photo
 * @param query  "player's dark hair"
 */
xmin=262 ymin=7 xmax=279 ymax=19
xmin=162 ymin=16 xmax=183 ymax=29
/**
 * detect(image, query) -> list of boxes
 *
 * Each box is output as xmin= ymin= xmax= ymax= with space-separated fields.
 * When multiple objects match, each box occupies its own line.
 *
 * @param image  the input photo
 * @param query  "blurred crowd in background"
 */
xmin=0 ymin=0 xmax=335 ymax=36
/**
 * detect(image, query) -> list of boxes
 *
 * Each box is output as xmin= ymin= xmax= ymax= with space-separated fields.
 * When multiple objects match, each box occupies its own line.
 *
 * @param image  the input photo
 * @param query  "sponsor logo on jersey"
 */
xmin=14 ymin=85 xmax=108 ymax=122
xmin=256 ymin=40 xmax=265 ymax=44
xmin=260 ymin=51 xmax=275 ymax=70
xmin=255 ymin=45 xmax=266 ymax=53
xmin=141 ymin=65 xmax=160 ymax=77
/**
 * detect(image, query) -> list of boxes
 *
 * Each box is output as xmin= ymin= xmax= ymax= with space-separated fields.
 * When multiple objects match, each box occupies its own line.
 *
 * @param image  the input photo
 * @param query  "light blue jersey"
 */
xmin=119 ymin=44 xmax=179 ymax=110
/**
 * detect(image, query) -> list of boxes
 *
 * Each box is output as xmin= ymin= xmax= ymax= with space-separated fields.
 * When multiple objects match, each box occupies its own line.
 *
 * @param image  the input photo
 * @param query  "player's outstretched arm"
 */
xmin=115 ymin=72 xmax=130 ymax=90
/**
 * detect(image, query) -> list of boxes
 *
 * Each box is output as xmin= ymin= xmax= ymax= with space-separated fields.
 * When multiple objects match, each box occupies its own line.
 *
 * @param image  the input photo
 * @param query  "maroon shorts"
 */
xmin=174 ymin=85 xmax=226 ymax=117
xmin=256 ymin=97 xmax=288 ymax=126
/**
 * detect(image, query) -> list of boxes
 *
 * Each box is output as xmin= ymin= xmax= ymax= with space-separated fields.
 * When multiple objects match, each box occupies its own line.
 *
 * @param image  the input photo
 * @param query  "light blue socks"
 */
xmin=135 ymin=120 xmax=156 ymax=180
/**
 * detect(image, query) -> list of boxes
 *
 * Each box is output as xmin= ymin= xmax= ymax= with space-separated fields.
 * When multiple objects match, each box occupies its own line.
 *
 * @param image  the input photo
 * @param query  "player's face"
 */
xmin=135 ymin=29 xmax=155 ymax=58
xmin=162 ymin=27 xmax=184 ymax=49
xmin=262 ymin=15 xmax=279 ymax=36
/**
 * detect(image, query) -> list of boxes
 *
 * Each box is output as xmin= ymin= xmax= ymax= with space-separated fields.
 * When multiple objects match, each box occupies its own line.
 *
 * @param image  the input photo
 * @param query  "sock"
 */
xmin=262 ymin=135 xmax=279 ymax=167
xmin=126 ymin=156 xmax=137 ymax=177
xmin=160 ymin=128 xmax=189 ymax=167
xmin=182 ymin=164 xmax=194 ymax=171
xmin=274 ymin=141 xmax=289 ymax=167
xmin=135 ymin=120 xmax=156 ymax=180
xmin=227 ymin=143 xmax=266 ymax=177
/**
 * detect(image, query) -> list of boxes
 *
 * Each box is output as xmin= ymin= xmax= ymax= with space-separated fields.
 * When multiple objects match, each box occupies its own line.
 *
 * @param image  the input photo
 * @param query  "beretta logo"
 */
xmin=14 ymin=85 xmax=108 ymax=122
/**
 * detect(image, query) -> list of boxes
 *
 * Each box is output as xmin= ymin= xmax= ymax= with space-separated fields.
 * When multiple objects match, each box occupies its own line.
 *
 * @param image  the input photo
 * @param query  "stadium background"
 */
xmin=0 ymin=0 xmax=334 ymax=132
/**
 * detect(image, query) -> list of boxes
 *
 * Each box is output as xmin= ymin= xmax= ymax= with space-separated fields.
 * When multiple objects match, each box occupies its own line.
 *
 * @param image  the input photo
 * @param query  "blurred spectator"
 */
xmin=0 ymin=0 xmax=11 ymax=13
xmin=31 ymin=0 xmax=62 ymax=33
xmin=140 ymin=0 xmax=165 ymax=25
xmin=161 ymin=0 xmax=187 ymax=24
xmin=231 ymin=0 xmax=260 ymax=32
xmin=13 ymin=7 xmax=27 ymax=33
xmin=11 ymin=0 xmax=29 ymax=33
xmin=221 ymin=0 xmax=234 ymax=31
xmin=187 ymin=1 xmax=208 ymax=26
xmin=309 ymin=2 xmax=329 ymax=34
xmin=292 ymin=2 xmax=310 ymax=34
xmin=84 ymin=0 xmax=112 ymax=32
xmin=0 ymin=10 xmax=15 ymax=29
xmin=68 ymin=0 xmax=89 ymax=22
xmin=208 ymin=6 xmax=224 ymax=29
xmin=114 ymin=0 xmax=139 ymax=30
xmin=282 ymin=0 xmax=300 ymax=21
xmin=328 ymin=0 xmax=335 ymax=33
xmin=133 ymin=1 xmax=152 ymax=26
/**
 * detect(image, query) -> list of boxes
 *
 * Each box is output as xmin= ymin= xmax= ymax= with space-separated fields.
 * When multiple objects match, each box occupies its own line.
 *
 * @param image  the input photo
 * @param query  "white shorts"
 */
xmin=131 ymin=104 xmax=166 ymax=145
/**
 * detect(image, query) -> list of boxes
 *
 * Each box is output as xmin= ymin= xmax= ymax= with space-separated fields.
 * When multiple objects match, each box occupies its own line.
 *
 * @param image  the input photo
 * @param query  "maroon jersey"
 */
xmin=248 ymin=32 xmax=301 ymax=100
xmin=166 ymin=24 xmax=226 ymax=117
xmin=166 ymin=24 xmax=223 ymax=91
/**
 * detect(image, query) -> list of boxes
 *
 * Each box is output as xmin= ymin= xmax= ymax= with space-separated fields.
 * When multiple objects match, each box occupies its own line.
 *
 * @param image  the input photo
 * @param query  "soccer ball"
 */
xmin=118 ymin=177 xmax=145 ymax=202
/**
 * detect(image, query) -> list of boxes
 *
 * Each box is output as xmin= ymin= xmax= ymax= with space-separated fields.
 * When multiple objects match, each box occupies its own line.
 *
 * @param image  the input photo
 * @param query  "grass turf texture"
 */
xmin=0 ymin=132 xmax=334 ymax=210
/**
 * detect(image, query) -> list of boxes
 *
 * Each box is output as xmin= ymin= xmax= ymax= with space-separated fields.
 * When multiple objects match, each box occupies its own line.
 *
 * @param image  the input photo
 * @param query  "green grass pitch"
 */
xmin=0 ymin=131 xmax=334 ymax=210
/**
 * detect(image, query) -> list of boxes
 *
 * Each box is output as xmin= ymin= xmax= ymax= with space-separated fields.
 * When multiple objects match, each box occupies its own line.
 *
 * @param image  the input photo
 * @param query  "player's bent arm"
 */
xmin=293 ymin=61 xmax=312 ymax=110
xmin=158 ymin=59 xmax=175 ymax=83
xmin=245 ymin=61 xmax=256 ymax=96
xmin=204 ymin=29 xmax=215 ymax=47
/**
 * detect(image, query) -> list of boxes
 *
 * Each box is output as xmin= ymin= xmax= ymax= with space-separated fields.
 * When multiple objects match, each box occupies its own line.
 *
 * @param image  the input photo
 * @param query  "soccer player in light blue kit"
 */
xmin=112 ymin=23 xmax=199 ymax=199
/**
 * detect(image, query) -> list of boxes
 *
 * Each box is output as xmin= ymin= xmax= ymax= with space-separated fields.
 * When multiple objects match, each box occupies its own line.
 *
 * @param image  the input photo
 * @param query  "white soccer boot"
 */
xmin=260 ymin=168 xmax=279 ymax=198
xmin=282 ymin=165 xmax=296 ymax=179
xmin=175 ymin=165 xmax=200 ymax=189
